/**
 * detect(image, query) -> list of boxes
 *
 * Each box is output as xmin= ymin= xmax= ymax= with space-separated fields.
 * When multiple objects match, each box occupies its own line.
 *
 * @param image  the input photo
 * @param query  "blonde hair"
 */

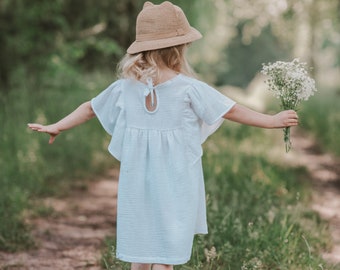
xmin=117 ymin=44 xmax=196 ymax=83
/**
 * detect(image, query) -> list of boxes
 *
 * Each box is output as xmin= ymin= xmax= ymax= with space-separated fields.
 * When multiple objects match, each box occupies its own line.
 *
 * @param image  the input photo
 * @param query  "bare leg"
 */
xmin=152 ymin=264 xmax=173 ymax=270
xmin=131 ymin=263 xmax=152 ymax=270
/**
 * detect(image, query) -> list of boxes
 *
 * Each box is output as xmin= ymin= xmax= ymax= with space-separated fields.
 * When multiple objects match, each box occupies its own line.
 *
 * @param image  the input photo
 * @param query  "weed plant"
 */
xmin=102 ymin=123 xmax=339 ymax=269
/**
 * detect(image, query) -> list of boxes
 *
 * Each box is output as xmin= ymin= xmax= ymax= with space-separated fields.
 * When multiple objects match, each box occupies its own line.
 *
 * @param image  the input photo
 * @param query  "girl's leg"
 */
xmin=131 ymin=263 xmax=151 ymax=270
xmin=152 ymin=264 xmax=173 ymax=270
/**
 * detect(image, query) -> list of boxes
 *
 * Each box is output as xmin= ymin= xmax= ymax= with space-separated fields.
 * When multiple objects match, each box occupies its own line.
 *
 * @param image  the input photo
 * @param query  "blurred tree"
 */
xmin=0 ymin=0 xmax=144 ymax=92
xmin=203 ymin=0 xmax=340 ymax=87
xmin=59 ymin=0 xmax=142 ymax=69
xmin=0 ymin=1 xmax=66 ymax=90
xmin=1 ymin=0 xmax=339 ymax=91
xmin=214 ymin=25 xmax=289 ymax=87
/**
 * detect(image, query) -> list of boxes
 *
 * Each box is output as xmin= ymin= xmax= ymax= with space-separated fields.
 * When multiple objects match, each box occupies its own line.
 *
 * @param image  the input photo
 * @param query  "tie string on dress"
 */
xmin=144 ymin=78 xmax=156 ymax=107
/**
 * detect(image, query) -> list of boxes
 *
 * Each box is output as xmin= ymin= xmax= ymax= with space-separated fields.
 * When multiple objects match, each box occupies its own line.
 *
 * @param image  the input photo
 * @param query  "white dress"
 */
xmin=91 ymin=74 xmax=236 ymax=265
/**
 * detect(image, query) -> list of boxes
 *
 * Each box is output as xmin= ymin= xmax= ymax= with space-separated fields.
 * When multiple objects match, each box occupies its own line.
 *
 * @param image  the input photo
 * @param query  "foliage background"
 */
xmin=0 ymin=0 xmax=339 ymax=268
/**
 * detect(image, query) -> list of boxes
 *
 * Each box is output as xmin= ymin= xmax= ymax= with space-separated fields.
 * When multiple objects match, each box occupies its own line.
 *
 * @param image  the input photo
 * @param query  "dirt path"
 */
xmin=290 ymin=129 xmax=340 ymax=265
xmin=0 ymin=170 xmax=119 ymax=270
xmin=0 ymin=130 xmax=339 ymax=269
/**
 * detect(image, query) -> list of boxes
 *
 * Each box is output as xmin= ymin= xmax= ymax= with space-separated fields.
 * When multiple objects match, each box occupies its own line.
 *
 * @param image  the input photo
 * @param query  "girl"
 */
xmin=28 ymin=2 xmax=299 ymax=270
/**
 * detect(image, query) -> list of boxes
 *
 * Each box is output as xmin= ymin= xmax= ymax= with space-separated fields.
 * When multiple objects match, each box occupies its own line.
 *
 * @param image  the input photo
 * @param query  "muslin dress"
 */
xmin=91 ymin=74 xmax=236 ymax=265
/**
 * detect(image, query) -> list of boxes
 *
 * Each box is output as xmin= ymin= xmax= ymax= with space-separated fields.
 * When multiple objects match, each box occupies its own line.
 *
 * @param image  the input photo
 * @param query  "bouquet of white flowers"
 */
xmin=261 ymin=58 xmax=317 ymax=152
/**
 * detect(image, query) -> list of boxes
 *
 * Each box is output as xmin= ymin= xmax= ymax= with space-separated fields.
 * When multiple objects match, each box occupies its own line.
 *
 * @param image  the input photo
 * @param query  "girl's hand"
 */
xmin=272 ymin=110 xmax=299 ymax=128
xmin=27 ymin=123 xmax=60 ymax=144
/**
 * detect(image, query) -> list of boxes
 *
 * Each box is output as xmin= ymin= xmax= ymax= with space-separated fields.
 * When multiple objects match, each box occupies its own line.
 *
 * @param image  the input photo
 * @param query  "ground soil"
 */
xmin=0 ymin=130 xmax=339 ymax=269
xmin=290 ymin=129 xmax=340 ymax=265
xmin=0 ymin=170 xmax=119 ymax=270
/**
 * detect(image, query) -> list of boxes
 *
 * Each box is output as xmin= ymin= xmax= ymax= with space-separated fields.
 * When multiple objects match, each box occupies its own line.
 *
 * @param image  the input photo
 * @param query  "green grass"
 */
xmin=189 ymin=124 xmax=333 ymax=269
xmin=102 ymin=123 xmax=339 ymax=270
xmin=0 ymin=62 xmax=117 ymax=251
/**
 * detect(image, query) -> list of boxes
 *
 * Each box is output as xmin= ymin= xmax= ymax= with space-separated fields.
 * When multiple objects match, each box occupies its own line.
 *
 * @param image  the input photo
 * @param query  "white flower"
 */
xmin=261 ymin=58 xmax=317 ymax=152
xmin=204 ymin=246 xmax=217 ymax=263
xmin=261 ymin=58 xmax=317 ymax=108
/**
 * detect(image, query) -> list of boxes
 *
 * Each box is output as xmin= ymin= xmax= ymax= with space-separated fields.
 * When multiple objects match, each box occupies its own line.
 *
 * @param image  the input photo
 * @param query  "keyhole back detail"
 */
xmin=145 ymin=92 xmax=158 ymax=112
xmin=144 ymin=78 xmax=159 ymax=113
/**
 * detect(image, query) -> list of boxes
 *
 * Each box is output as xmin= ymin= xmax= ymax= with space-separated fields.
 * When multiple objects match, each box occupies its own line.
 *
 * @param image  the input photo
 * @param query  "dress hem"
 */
xmin=116 ymin=253 xmax=190 ymax=265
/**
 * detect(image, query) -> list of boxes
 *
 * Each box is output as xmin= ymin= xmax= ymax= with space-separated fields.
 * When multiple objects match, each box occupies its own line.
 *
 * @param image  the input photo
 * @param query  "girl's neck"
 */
xmin=154 ymin=68 xmax=179 ymax=85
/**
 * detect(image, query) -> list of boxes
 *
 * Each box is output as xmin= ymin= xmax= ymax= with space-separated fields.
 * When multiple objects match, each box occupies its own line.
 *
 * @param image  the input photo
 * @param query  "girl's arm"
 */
xmin=28 ymin=101 xmax=95 ymax=144
xmin=223 ymin=104 xmax=298 ymax=129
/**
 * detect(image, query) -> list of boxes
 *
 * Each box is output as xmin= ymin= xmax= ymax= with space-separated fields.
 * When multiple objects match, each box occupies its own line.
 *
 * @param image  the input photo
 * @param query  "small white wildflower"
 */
xmin=241 ymin=257 xmax=264 ymax=269
xmin=204 ymin=246 xmax=217 ymax=263
xmin=296 ymin=192 xmax=300 ymax=201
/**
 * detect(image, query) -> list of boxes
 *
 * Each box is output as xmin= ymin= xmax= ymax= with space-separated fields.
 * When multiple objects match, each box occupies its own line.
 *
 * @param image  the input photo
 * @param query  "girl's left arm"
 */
xmin=223 ymin=104 xmax=298 ymax=129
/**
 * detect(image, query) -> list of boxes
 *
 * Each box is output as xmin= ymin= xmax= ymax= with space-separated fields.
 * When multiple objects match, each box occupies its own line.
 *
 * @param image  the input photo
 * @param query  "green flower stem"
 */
xmin=283 ymin=127 xmax=291 ymax=153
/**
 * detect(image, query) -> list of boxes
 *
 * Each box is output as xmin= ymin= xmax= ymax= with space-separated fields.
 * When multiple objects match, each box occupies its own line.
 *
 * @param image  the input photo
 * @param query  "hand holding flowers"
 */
xmin=261 ymin=58 xmax=317 ymax=152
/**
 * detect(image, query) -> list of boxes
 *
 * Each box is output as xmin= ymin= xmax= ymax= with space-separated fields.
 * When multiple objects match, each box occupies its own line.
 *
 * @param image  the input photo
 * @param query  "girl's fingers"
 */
xmin=49 ymin=136 xmax=56 ymax=144
xmin=27 ymin=123 xmax=55 ymax=134
xmin=27 ymin=123 xmax=43 ymax=131
xmin=288 ymin=117 xmax=298 ymax=126
xmin=289 ymin=110 xmax=298 ymax=118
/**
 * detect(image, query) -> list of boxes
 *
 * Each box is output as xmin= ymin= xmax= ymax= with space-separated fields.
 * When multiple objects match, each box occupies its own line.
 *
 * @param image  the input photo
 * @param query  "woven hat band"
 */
xmin=137 ymin=28 xmax=186 ymax=42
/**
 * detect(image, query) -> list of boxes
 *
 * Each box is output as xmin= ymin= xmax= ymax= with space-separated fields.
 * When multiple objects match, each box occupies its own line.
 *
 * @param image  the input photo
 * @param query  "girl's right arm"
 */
xmin=28 ymin=101 xmax=95 ymax=144
xmin=223 ymin=104 xmax=298 ymax=129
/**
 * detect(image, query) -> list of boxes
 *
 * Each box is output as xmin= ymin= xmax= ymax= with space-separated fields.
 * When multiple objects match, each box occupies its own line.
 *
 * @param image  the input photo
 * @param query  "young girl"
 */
xmin=28 ymin=2 xmax=299 ymax=270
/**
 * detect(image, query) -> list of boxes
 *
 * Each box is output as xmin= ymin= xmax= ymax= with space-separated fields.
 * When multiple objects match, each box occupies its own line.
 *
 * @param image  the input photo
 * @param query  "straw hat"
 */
xmin=127 ymin=1 xmax=202 ymax=54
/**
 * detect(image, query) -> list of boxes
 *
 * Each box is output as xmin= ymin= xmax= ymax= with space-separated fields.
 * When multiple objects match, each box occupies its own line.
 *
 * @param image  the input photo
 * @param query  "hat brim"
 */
xmin=127 ymin=27 xmax=202 ymax=54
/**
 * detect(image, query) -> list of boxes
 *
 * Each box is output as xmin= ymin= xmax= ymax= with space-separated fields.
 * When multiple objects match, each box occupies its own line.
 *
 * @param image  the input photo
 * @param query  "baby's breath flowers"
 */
xmin=261 ymin=58 xmax=317 ymax=152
